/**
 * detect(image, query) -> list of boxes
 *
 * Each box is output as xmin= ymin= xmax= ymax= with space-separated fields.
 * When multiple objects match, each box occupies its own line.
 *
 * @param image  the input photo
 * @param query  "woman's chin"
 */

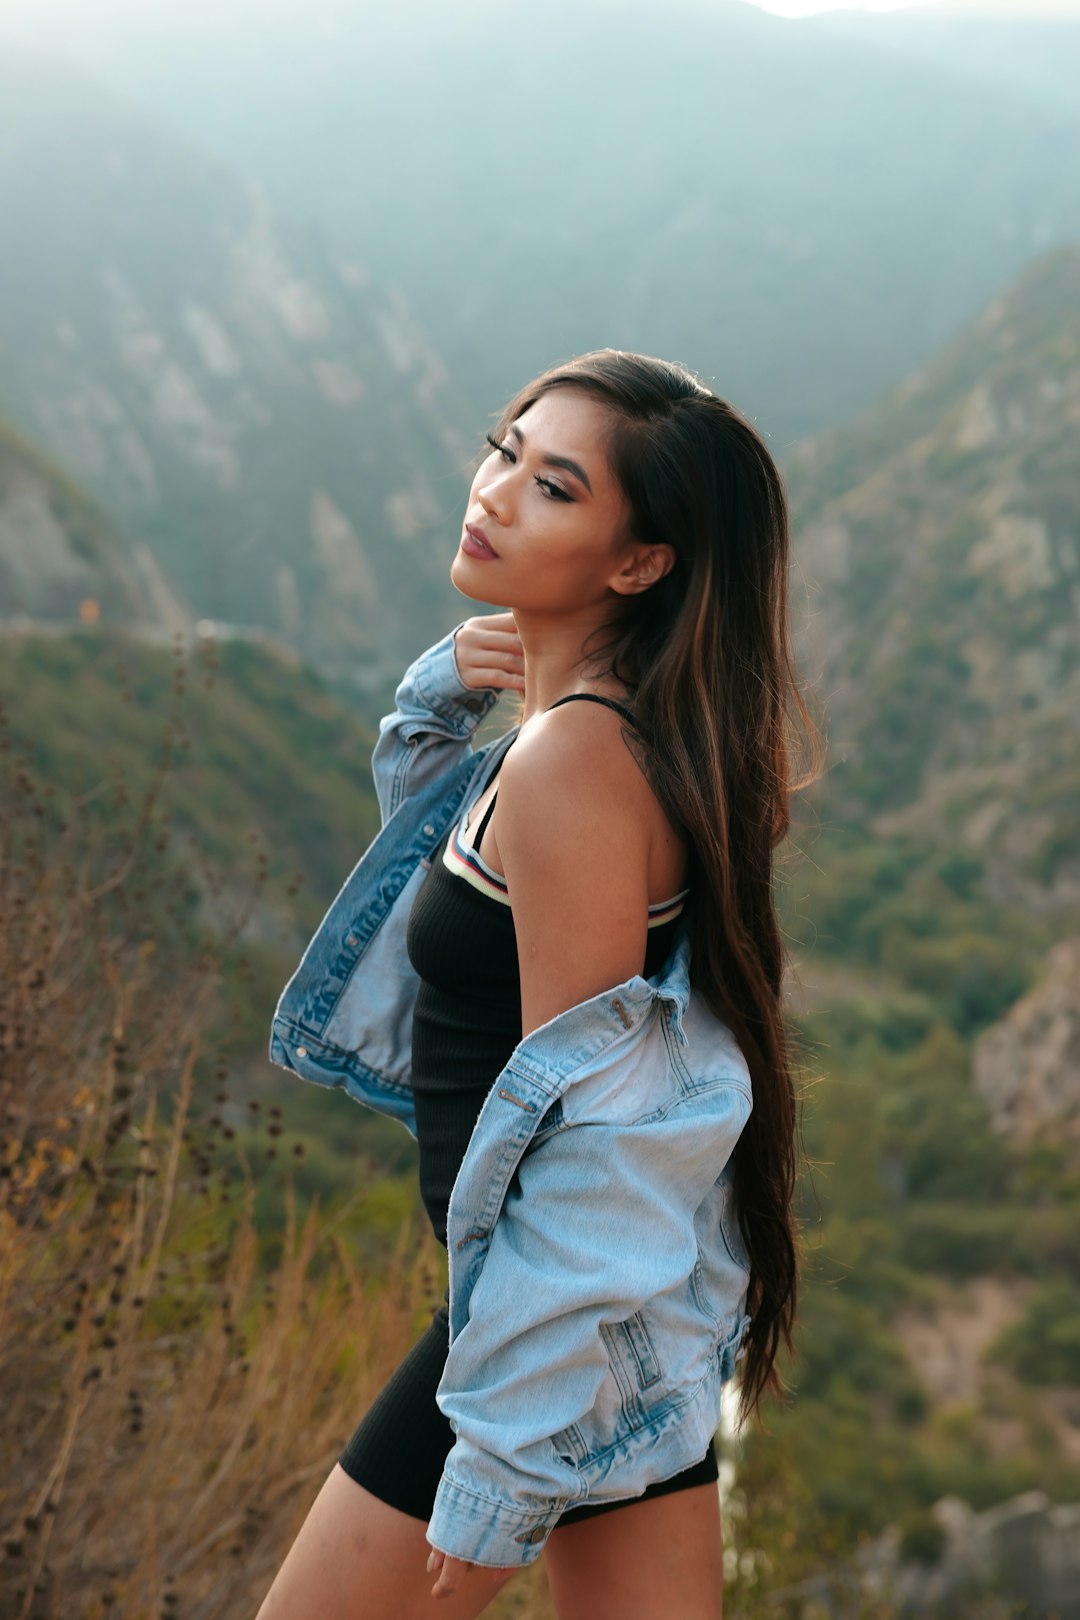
xmin=449 ymin=555 xmax=509 ymax=606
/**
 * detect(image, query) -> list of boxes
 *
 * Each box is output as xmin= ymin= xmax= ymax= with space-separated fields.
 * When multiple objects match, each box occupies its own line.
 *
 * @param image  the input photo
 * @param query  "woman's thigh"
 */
xmin=543 ymin=1479 xmax=724 ymax=1620
xmin=253 ymin=1463 xmax=516 ymax=1620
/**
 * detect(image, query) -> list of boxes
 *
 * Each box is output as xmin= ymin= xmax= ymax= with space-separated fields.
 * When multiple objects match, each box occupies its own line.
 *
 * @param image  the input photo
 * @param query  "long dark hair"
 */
xmin=479 ymin=349 xmax=825 ymax=1427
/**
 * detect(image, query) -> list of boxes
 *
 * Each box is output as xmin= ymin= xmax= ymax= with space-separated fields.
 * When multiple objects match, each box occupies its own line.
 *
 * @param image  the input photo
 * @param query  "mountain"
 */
xmin=0 ymin=408 xmax=188 ymax=630
xmin=2 ymin=1 xmax=1079 ymax=448
xmin=786 ymin=241 xmax=1080 ymax=917
xmin=746 ymin=242 xmax=1080 ymax=1581
xmin=819 ymin=7 xmax=1080 ymax=119
xmin=0 ymin=46 xmax=485 ymax=686
xmin=3 ymin=223 xmax=1079 ymax=1587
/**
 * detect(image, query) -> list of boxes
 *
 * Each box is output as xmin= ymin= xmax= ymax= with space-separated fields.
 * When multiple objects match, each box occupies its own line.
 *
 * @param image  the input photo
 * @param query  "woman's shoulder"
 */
xmin=499 ymin=698 xmax=678 ymax=883
xmin=503 ymin=695 xmax=649 ymax=816
xmin=494 ymin=707 xmax=655 ymax=1034
xmin=514 ymin=687 xmax=642 ymax=759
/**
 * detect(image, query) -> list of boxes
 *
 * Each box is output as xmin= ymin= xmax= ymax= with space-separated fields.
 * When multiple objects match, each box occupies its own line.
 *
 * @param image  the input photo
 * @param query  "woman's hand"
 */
xmin=453 ymin=612 xmax=526 ymax=693
xmin=426 ymin=1546 xmax=516 ymax=1601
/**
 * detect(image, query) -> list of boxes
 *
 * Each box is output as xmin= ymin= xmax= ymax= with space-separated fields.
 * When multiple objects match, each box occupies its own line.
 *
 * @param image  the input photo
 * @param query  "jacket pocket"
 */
xmin=550 ymin=1420 xmax=589 ymax=1470
xmin=718 ymin=1167 xmax=750 ymax=1272
xmin=600 ymin=1308 xmax=663 ymax=1402
xmin=691 ymin=1166 xmax=751 ymax=1332
xmin=718 ymin=1310 xmax=754 ymax=1382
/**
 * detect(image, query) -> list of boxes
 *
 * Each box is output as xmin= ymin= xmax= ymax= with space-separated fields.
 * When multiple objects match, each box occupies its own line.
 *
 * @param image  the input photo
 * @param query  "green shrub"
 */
xmin=880 ymin=1073 xmax=1012 ymax=1203
xmin=986 ymin=1280 xmax=1080 ymax=1385
xmin=898 ymin=1203 xmax=1018 ymax=1278
xmin=1011 ymin=1206 xmax=1080 ymax=1281
xmin=897 ymin=1506 xmax=946 ymax=1566
xmin=879 ymin=929 xmax=1032 ymax=1034
xmin=931 ymin=850 xmax=984 ymax=901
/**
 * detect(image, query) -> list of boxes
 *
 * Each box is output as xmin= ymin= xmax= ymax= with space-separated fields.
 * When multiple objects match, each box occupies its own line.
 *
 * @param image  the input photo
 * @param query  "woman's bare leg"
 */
xmin=253 ymin=1463 xmax=517 ymax=1620
xmin=543 ymin=1481 xmax=724 ymax=1620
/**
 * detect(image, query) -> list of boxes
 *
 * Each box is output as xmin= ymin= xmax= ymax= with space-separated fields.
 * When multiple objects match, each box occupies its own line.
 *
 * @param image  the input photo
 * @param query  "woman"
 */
xmin=258 ymin=350 xmax=821 ymax=1619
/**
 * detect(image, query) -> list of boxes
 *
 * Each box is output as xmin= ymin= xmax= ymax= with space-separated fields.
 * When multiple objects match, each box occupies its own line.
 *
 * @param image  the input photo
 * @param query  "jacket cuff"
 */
xmin=413 ymin=622 xmax=502 ymax=730
xmin=426 ymin=1471 xmax=563 ymax=1569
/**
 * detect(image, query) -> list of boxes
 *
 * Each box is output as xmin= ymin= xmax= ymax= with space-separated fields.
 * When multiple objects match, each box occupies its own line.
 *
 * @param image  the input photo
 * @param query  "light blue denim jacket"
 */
xmin=269 ymin=621 xmax=754 ymax=1569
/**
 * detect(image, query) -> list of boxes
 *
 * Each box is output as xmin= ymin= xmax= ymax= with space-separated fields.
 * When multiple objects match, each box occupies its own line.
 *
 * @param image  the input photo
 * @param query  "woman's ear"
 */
xmin=609 ymin=542 xmax=679 ymax=596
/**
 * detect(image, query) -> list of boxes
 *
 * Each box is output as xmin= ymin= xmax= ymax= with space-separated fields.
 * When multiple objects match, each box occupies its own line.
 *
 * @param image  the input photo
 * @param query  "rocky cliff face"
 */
xmin=762 ymin=1487 xmax=1080 ymax=1617
xmin=972 ymin=938 xmax=1080 ymax=1152
xmin=0 ymin=411 xmax=188 ymax=630
xmin=870 ymin=1490 xmax=1080 ymax=1619
xmin=0 ymin=47 xmax=478 ymax=683
xmin=787 ymin=243 xmax=1080 ymax=915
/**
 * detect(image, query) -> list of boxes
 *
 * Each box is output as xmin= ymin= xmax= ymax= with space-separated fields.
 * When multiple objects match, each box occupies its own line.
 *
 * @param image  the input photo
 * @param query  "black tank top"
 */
xmin=405 ymin=693 xmax=690 ymax=1247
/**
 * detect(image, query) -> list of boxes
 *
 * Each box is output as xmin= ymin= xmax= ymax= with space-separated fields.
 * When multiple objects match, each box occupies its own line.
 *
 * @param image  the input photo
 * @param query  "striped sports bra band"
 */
xmin=443 ymin=814 xmax=690 ymax=923
xmin=444 ymin=691 xmax=688 ymax=921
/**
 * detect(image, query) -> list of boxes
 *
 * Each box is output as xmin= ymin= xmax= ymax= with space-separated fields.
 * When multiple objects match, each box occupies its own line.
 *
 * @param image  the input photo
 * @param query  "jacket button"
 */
xmin=528 ymin=1526 xmax=547 ymax=1544
xmin=296 ymin=1046 xmax=308 ymax=1058
xmin=346 ymin=935 xmax=357 ymax=947
xmin=423 ymin=824 xmax=435 ymax=836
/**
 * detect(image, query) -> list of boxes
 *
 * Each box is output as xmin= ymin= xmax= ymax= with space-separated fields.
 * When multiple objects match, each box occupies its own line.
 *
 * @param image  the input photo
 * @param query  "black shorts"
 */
xmin=338 ymin=1291 xmax=719 ymax=1527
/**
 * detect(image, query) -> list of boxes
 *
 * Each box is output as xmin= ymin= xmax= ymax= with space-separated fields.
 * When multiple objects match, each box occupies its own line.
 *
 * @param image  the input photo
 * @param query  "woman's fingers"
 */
xmin=430 ymin=1551 xmax=469 ymax=1599
xmin=469 ymin=628 xmax=524 ymax=661
xmin=477 ymin=669 xmax=526 ymax=690
xmin=454 ymin=614 xmax=526 ymax=692
xmin=476 ymin=611 xmax=517 ymax=627
xmin=460 ymin=612 xmax=517 ymax=637
xmin=427 ymin=1550 xmax=511 ymax=1600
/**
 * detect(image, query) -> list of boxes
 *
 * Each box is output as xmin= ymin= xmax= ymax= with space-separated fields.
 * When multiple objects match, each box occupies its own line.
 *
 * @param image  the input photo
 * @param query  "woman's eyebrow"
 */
xmin=508 ymin=423 xmax=593 ymax=494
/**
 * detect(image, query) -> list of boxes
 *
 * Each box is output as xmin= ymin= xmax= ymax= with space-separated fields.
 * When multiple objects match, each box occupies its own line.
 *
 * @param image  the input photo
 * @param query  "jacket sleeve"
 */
xmin=371 ymin=620 xmax=503 ymax=828
xmin=425 ymin=1083 xmax=753 ymax=1568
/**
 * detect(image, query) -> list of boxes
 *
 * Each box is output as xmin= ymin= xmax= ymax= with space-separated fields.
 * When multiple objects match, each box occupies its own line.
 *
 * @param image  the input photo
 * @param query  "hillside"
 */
xmin=787 ymin=241 xmax=1080 ymax=920
xmin=723 ymin=241 xmax=1080 ymax=1601
xmin=13 ymin=622 xmax=427 ymax=920
xmin=0 ymin=46 xmax=485 ymax=686
xmin=2 ymin=208 xmax=1079 ymax=1605
xmin=0 ymin=409 xmax=188 ymax=629
xmin=0 ymin=622 xmax=373 ymax=1049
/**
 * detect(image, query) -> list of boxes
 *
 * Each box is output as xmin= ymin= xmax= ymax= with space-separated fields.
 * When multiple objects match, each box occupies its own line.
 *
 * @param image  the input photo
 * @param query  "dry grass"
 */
xmin=0 ymin=678 xmax=558 ymax=1620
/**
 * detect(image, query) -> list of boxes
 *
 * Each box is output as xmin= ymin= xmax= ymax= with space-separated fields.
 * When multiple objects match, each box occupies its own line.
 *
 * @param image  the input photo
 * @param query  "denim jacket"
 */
xmin=268 ymin=621 xmax=755 ymax=1569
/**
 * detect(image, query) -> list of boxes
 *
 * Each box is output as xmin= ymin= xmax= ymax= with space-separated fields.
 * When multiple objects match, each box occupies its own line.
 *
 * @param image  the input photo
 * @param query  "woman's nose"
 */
xmin=476 ymin=480 xmax=508 ymax=521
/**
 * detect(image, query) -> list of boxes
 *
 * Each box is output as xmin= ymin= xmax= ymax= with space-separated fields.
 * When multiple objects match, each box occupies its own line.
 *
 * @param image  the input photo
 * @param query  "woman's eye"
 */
xmin=485 ymin=432 xmax=514 ymax=465
xmin=483 ymin=434 xmax=571 ymax=502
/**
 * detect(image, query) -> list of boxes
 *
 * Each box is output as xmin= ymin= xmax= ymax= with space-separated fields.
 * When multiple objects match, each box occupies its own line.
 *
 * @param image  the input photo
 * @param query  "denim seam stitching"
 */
xmin=438 ymin=1471 xmax=571 ymax=1520
xmin=576 ymin=1358 xmax=719 ymax=1472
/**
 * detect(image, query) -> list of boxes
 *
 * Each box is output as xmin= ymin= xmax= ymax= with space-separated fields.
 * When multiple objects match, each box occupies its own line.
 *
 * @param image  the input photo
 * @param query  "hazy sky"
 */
xmin=3 ymin=0 xmax=1080 ymax=19
xmin=741 ymin=0 xmax=1080 ymax=13
xmin=5 ymin=0 xmax=1080 ymax=13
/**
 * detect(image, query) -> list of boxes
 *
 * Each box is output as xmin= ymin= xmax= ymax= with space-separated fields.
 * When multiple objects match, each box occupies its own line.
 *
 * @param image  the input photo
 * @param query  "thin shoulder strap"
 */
xmin=545 ymin=693 xmax=640 ymax=729
xmin=475 ymin=693 xmax=641 ymax=846
xmin=473 ymin=788 xmax=499 ymax=847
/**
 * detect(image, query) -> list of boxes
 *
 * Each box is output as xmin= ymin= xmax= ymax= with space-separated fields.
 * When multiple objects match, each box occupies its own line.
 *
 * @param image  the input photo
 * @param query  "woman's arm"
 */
xmin=496 ymin=702 xmax=651 ymax=1033
xmin=370 ymin=612 xmax=524 ymax=827
xmin=424 ymin=709 xmax=754 ymax=1567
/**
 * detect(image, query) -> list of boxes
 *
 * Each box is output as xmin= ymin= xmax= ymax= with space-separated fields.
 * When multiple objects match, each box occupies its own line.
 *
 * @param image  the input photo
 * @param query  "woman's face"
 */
xmin=452 ymin=389 xmax=646 ymax=614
